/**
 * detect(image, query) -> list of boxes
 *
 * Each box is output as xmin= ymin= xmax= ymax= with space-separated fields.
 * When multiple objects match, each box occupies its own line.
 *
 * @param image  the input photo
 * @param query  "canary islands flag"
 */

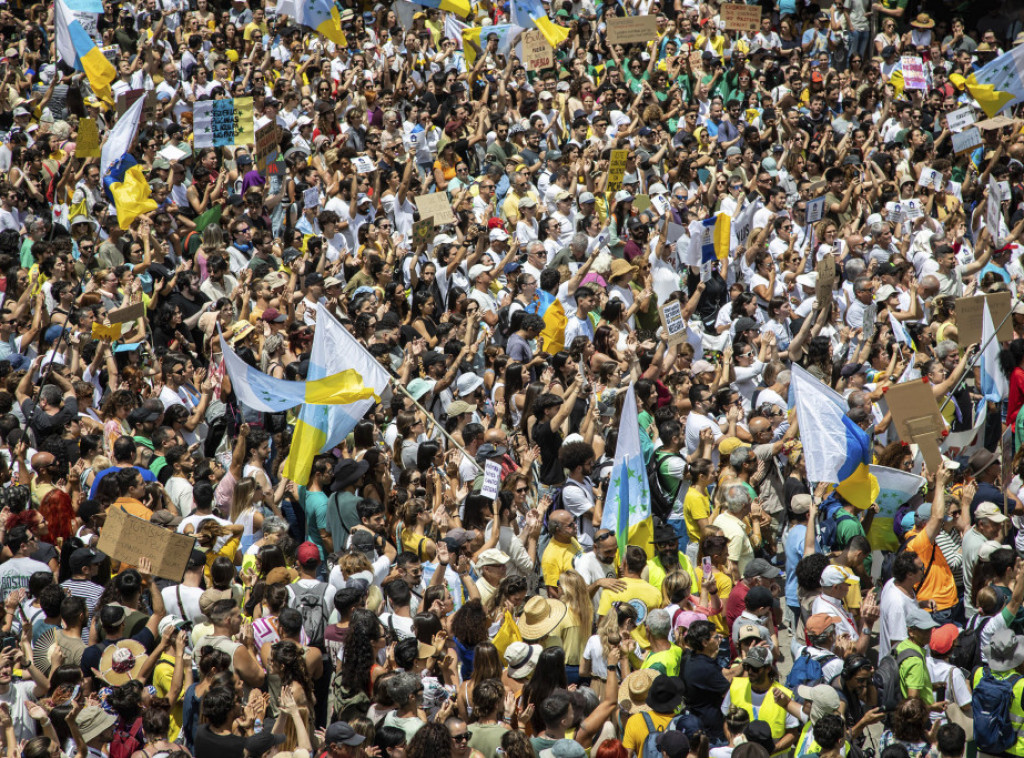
xmin=109 ymin=163 xmax=157 ymax=230
xmin=791 ymin=363 xmax=874 ymax=509
xmin=411 ymin=0 xmax=472 ymax=19
xmin=219 ymin=332 xmax=382 ymax=413
xmin=462 ymin=24 xmax=519 ymax=65
xmin=866 ymin=464 xmax=926 ymax=552
xmin=966 ymin=44 xmax=1024 ymax=118
xmin=600 ymin=383 xmax=654 ymax=558
xmin=282 ymin=309 xmax=391 ymax=485
xmin=276 ymin=0 xmax=347 ymax=46
xmin=59 ymin=0 xmax=115 ymax=103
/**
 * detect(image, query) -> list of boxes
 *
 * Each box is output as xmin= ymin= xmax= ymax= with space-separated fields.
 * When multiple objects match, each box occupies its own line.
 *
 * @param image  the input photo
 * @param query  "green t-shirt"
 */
xmin=895 ymin=638 xmax=932 ymax=705
xmin=300 ymin=486 xmax=330 ymax=559
xmin=835 ymin=508 xmax=866 ymax=550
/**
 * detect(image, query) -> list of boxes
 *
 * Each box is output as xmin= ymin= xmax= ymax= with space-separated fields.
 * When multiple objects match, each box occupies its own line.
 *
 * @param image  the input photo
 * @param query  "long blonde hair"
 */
xmin=558 ymin=570 xmax=594 ymax=653
xmin=229 ymin=477 xmax=257 ymax=522
xmin=597 ymin=601 xmax=638 ymax=661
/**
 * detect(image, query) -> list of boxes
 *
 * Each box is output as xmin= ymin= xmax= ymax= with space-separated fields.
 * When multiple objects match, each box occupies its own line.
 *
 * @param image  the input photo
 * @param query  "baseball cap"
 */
xmin=820 ymin=565 xmax=859 ymax=587
xmin=743 ymin=558 xmax=781 ymax=580
xmin=324 ymin=723 xmax=366 ymax=747
xmin=930 ymin=623 xmax=960 ymax=655
xmin=297 ymin=541 xmax=320 ymax=565
xmin=69 ymin=547 xmax=105 ymax=572
xmin=905 ymin=604 xmax=939 ymax=630
xmin=736 ymin=623 xmax=764 ymax=643
xmin=743 ymin=645 xmax=773 ymax=668
xmin=805 ymin=613 xmax=842 ymax=636
xmin=260 ymin=307 xmax=286 ymax=323
xmin=976 ymin=502 xmax=1009 ymax=523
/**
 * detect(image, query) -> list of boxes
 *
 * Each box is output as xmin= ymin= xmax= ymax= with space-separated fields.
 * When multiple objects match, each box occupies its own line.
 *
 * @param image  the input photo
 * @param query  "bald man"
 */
xmin=29 ymin=452 xmax=57 ymax=507
xmin=540 ymin=510 xmax=582 ymax=598
xmin=747 ymin=415 xmax=796 ymax=535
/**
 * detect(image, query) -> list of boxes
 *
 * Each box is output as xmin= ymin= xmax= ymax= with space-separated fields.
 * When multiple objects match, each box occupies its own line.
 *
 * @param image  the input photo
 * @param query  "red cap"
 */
xmin=297 ymin=541 xmax=321 ymax=565
xmin=811 ymin=71 xmax=823 ymax=83
xmin=930 ymin=623 xmax=960 ymax=655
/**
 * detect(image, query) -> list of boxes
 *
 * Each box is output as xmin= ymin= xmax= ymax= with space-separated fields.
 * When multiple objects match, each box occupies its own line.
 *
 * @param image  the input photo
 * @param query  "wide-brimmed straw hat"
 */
xmin=97 ymin=639 xmax=147 ymax=686
xmin=618 ymin=669 xmax=659 ymax=714
xmin=517 ymin=596 xmax=567 ymax=641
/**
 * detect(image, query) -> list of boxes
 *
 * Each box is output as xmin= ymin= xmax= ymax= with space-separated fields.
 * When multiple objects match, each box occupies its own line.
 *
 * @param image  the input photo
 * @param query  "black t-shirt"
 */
xmin=166 ymin=291 xmax=211 ymax=348
xmin=682 ymin=653 xmax=730 ymax=741
xmin=194 ymin=724 xmax=246 ymax=758
xmin=533 ymin=420 xmax=564 ymax=486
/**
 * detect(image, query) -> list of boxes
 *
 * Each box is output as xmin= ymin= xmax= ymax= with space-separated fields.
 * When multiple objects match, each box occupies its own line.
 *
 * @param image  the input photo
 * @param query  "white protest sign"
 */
xmin=946 ymin=106 xmax=976 ymax=133
xmin=353 ymin=156 xmax=376 ymax=174
xmin=902 ymin=198 xmax=924 ymax=220
xmin=666 ymin=222 xmax=686 ymax=245
xmin=805 ymin=196 xmax=826 ymax=224
xmin=650 ymin=194 xmax=669 ymax=216
xmin=988 ymin=176 xmax=1005 ymax=246
xmin=889 ymin=202 xmax=904 ymax=225
xmin=952 ymin=127 xmax=982 ymax=155
xmin=918 ymin=167 xmax=943 ymax=192
xmin=700 ymin=261 xmax=713 ymax=283
xmin=303 ymin=186 xmax=320 ymax=209
xmin=480 ymin=460 xmax=502 ymax=499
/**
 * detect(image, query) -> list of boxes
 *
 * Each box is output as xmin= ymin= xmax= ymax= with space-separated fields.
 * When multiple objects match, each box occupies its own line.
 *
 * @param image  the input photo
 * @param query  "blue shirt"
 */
xmin=88 ymin=465 xmax=157 ymax=499
xmin=784 ymin=523 xmax=820 ymax=607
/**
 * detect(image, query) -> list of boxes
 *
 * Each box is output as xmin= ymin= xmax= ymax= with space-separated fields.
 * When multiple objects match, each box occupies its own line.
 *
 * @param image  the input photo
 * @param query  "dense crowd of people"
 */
xmin=7 ymin=3 xmax=1024 ymax=758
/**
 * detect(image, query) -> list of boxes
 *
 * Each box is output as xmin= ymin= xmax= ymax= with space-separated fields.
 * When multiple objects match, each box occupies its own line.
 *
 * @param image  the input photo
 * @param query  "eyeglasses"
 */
xmin=515 ymin=487 xmax=528 ymax=493
xmin=451 ymin=734 xmax=470 ymax=743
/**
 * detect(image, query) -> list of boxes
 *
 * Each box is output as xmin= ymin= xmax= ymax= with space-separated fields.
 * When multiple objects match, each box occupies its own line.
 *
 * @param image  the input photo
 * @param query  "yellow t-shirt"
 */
xmin=623 ymin=710 xmax=674 ymax=752
xmin=713 ymin=511 xmax=755 ymax=577
xmin=153 ymin=652 xmax=185 ymax=740
xmin=683 ymin=488 xmax=711 ymax=543
xmin=711 ymin=570 xmax=734 ymax=636
xmin=597 ymin=577 xmax=663 ymax=619
xmin=541 ymin=538 xmax=582 ymax=588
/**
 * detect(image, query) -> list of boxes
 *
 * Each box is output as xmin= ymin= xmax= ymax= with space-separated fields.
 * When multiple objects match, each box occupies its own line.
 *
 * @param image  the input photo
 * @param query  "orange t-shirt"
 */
xmin=906 ymin=529 xmax=958 ymax=611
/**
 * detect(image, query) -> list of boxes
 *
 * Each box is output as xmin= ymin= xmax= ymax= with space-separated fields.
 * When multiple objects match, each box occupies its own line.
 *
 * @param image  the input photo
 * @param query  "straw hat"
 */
xmin=617 ymin=669 xmax=659 ymax=714
xmin=517 ymin=596 xmax=567 ymax=641
xmin=608 ymin=258 xmax=638 ymax=280
xmin=909 ymin=13 xmax=934 ymax=28
xmin=97 ymin=639 xmax=147 ymax=686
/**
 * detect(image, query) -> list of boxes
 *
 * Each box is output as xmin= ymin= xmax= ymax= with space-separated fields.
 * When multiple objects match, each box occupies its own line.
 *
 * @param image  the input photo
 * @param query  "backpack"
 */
xmin=640 ymin=710 xmax=702 ymax=758
xmin=109 ymin=717 xmax=144 ymax=758
xmin=786 ymin=650 xmax=839 ymax=691
xmin=493 ymin=304 xmax=512 ymax=349
xmin=972 ymin=668 xmax=1024 ymax=754
xmin=647 ymin=450 xmax=686 ymax=523
xmin=949 ymin=614 xmax=993 ymax=672
xmin=874 ymin=647 xmax=925 ymax=713
xmin=291 ymin=581 xmax=330 ymax=649
xmin=816 ymin=495 xmax=856 ymax=554
xmin=329 ymin=674 xmax=371 ymax=723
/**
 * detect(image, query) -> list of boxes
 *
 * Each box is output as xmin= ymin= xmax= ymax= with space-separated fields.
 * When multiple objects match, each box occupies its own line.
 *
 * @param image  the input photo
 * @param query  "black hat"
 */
xmin=325 ymin=723 xmax=366 ymax=747
xmin=745 ymin=721 xmax=776 ymax=755
xmin=646 ymin=674 xmax=686 ymax=713
xmin=187 ymin=549 xmax=207 ymax=569
xmin=422 ymin=350 xmax=447 ymax=368
xmin=653 ymin=523 xmax=678 ymax=545
xmin=656 ymin=732 xmax=690 ymax=758
xmin=349 ymin=529 xmax=376 ymax=561
xmin=236 ymin=154 xmax=253 ymax=166
xmin=331 ymin=458 xmax=370 ymax=492
xmin=745 ymin=586 xmax=775 ymax=611
xmin=69 ymin=547 xmax=105 ymax=572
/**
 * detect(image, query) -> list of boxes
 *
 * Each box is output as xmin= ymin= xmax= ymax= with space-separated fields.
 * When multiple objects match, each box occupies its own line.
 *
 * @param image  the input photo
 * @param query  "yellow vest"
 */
xmin=794 ymin=720 xmax=851 ymax=758
xmin=648 ymin=553 xmax=701 ymax=594
xmin=972 ymin=667 xmax=1024 ymax=757
xmin=729 ymin=678 xmax=792 ymax=741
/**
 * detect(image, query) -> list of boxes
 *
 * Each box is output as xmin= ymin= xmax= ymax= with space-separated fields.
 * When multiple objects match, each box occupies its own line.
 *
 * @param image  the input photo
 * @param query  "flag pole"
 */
xmin=937 ymin=298 xmax=1017 ymax=413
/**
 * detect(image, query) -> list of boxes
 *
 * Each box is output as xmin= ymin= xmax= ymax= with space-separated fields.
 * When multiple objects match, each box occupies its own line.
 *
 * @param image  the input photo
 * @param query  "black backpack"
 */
xmin=949 ymin=613 xmax=994 ymax=671
xmin=875 ymin=647 xmax=925 ymax=712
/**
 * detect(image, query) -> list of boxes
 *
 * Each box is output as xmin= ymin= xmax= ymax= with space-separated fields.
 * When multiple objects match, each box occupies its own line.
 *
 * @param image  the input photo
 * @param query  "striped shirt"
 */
xmin=60 ymin=578 xmax=104 ymax=645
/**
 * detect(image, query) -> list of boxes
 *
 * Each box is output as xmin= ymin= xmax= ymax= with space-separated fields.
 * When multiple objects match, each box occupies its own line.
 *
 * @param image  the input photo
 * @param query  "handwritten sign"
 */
xmin=253 ymin=122 xmax=280 ymax=174
xmin=415 ymin=192 xmax=456 ymax=225
xmin=721 ymin=3 xmax=760 ymax=31
xmin=805 ymin=195 xmax=826 ymax=224
xmin=815 ymin=253 xmax=835 ymax=306
xmin=901 ymin=56 xmax=927 ymax=90
xmin=946 ymin=106 xmax=976 ymax=133
xmin=75 ymin=118 xmax=101 ymax=158
xmin=96 ymin=507 xmax=197 ymax=582
xmin=107 ymin=301 xmax=146 ymax=324
xmin=659 ymin=299 xmax=688 ymax=345
xmin=607 ymin=149 xmax=628 ymax=191
xmin=606 ymin=16 xmax=659 ymax=45
xmin=956 ymin=292 xmax=1013 ymax=344
xmin=480 ymin=459 xmax=503 ymax=499
xmin=952 ymin=127 xmax=982 ymax=155
xmin=522 ymin=29 xmax=553 ymax=71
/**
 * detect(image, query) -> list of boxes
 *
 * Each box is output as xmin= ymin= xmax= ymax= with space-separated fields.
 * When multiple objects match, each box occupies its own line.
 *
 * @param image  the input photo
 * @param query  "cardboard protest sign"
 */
xmin=815 ymin=253 xmax=835 ymax=307
xmin=633 ymin=194 xmax=652 ymax=213
xmin=952 ymin=127 xmax=982 ymax=155
xmin=975 ymin=115 xmax=1015 ymax=130
xmin=254 ymin=122 xmax=280 ymax=174
xmin=416 ymin=192 xmax=456 ymax=225
xmin=945 ymin=106 xmax=976 ymax=133
xmin=116 ymin=89 xmax=156 ymax=122
xmin=107 ymin=302 xmax=145 ymax=324
xmin=75 ymin=118 xmax=101 ymax=158
xmin=412 ymin=218 xmax=433 ymax=247
xmin=886 ymin=380 xmax=946 ymax=471
xmin=721 ymin=3 xmax=760 ymax=31
xmin=522 ymin=29 xmax=554 ymax=71
xmin=96 ymin=507 xmax=197 ymax=582
xmin=901 ymin=56 xmax=927 ymax=90
xmin=606 ymin=16 xmax=658 ymax=45
xmin=607 ymin=149 xmax=628 ymax=191
xmin=659 ymin=299 xmax=689 ymax=345
xmin=805 ymin=195 xmax=826 ymax=224
xmin=955 ymin=291 xmax=1013 ymax=344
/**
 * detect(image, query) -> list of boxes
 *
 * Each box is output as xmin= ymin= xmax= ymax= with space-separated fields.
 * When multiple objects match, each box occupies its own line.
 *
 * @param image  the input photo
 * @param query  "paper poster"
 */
xmin=522 ymin=29 xmax=553 ymax=71
xmin=945 ymin=106 xmax=976 ymax=133
xmin=480 ymin=459 xmax=502 ymax=499
xmin=805 ymin=195 xmax=826 ymax=224
xmin=606 ymin=16 xmax=659 ymax=45
xmin=96 ymin=507 xmax=197 ymax=582
xmin=699 ymin=261 xmax=712 ymax=283
xmin=952 ymin=127 xmax=982 ymax=155
xmin=988 ymin=176 xmax=1004 ymax=246
xmin=193 ymin=97 xmax=255 ymax=148
xmin=721 ymin=3 xmax=761 ymax=31
xmin=732 ymin=199 xmax=762 ymax=244
xmin=254 ymin=122 xmax=280 ymax=174
xmin=650 ymin=195 xmax=669 ymax=215
xmin=415 ymin=192 xmax=456 ymax=225
xmin=353 ymin=156 xmax=376 ymax=174
xmin=901 ymin=56 xmax=927 ymax=90
xmin=687 ymin=217 xmax=716 ymax=263
xmin=157 ymin=145 xmax=189 ymax=163
xmin=955 ymin=292 xmax=1013 ymax=344
xmin=659 ymin=299 xmax=689 ymax=344
xmin=75 ymin=118 xmax=101 ymax=158
xmin=607 ymin=149 xmax=628 ymax=191
xmin=918 ymin=167 xmax=943 ymax=191
xmin=902 ymin=198 xmax=924 ymax=220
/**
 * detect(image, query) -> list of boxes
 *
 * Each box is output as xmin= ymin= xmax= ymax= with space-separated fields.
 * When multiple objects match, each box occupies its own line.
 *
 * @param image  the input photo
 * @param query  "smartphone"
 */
xmin=702 ymin=556 xmax=713 ymax=579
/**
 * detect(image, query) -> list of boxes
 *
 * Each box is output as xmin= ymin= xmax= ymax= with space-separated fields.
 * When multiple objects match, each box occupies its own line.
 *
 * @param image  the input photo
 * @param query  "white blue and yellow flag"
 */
xmin=600 ymin=383 xmax=653 ymax=558
xmin=219 ymin=332 xmax=381 ymax=413
xmin=282 ymin=310 xmax=391 ymax=485
xmin=965 ymin=45 xmax=1024 ymax=118
xmin=462 ymin=24 xmax=519 ymax=64
xmin=57 ymin=0 xmax=116 ymax=103
xmin=981 ymin=299 xmax=1009 ymax=402
xmin=276 ymin=0 xmax=347 ymax=46
xmin=411 ymin=0 xmax=472 ymax=19
xmin=792 ymin=364 xmax=875 ymax=509
xmin=866 ymin=464 xmax=926 ymax=552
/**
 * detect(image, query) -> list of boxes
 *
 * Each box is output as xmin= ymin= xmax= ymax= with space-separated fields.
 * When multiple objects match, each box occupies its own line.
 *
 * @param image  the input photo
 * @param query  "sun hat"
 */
xmin=646 ymin=674 xmax=686 ymax=713
xmin=618 ymin=669 xmax=659 ymax=714
xmin=539 ymin=740 xmax=587 ymax=758
xmin=406 ymin=377 xmax=436 ymax=400
xmin=198 ymin=588 xmax=233 ymax=614
xmin=475 ymin=548 xmax=510 ymax=569
xmin=331 ymin=458 xmax=370 ymax=492
xmin=504 ymin=641 xmax=542 ymax=679
xmin=985 ymin=628 xmax=1024 ymax=672
xmin=446 ymin=400 xmax=475 ymax=417
xmin=97 ymin=639 xmax=148 ymax=685
xmin=796 ymin=684 xmax=841 ymax=723
xmin=457 ymin=373 xmax=485 ymax=397
xmin=608 ymin=259 xmax=637 ymax=280
xmin=910 ymin=12 xmax=935 ymax=28
xmin=76 ymin=707 xmax=117 ymax=744
xmin=517 ymin=596 xmax=567 ymax=640
xmin=969 ymin=449 xmax=999 ymax=476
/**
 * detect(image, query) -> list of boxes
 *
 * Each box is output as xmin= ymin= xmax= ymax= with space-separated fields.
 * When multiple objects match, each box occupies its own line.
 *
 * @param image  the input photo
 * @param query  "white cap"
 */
xmin=489 ymin=228 xmax=510 ymax=242
xmin=468 ymin=264 xmax=492 ymax=281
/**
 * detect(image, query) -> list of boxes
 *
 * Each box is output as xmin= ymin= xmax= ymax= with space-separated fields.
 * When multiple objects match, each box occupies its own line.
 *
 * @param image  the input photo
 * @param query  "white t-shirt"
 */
xmin=165 ymin=475 xmax=194 ymax=517
xmin=161 ymin=583 xmax=204 ymax=623
xmin=0 ymin=680 xmax=38 ymax=743
xmin=878 ymin=578 xmax=918 ymax=656
xmin=582 ymin=634 xmax=608 ymax=679
xmin=0 ymin=556 xmax=51 ymax=596
xmin=927 ymin=657 xmax=971 ymax=709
